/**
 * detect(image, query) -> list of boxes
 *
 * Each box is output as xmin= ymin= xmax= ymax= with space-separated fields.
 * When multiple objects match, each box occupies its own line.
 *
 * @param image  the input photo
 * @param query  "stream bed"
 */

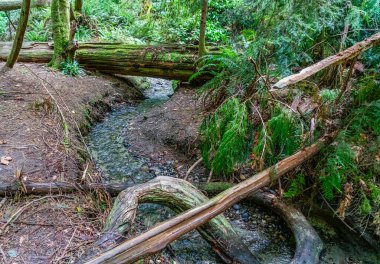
xmin=88 ymin=78 xmax=380 ymax=263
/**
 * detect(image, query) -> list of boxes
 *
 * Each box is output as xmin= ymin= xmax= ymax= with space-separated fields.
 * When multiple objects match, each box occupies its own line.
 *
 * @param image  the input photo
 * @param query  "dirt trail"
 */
xmin=0 ymin=63 xmax=139 ymax=263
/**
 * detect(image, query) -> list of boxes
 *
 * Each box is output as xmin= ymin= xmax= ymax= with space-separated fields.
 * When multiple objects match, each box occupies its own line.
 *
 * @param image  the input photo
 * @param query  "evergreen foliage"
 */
xmin=199 ymin=98 xmax=252 ymax=175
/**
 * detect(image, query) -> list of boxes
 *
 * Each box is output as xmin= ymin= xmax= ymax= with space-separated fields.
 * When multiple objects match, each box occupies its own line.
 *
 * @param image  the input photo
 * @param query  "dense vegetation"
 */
xmin=1 ymin=0 xmax=379 ymax=243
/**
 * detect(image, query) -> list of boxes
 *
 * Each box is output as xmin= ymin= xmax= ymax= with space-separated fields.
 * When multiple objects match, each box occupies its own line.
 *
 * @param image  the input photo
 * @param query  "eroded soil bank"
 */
xmin=0 ymin=63 xmax=141 ymax=263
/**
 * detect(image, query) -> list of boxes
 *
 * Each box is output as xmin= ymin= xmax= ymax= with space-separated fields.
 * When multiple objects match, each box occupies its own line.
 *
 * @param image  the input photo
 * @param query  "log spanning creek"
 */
xmin=88 ymin=78 xmax=380 ymax=263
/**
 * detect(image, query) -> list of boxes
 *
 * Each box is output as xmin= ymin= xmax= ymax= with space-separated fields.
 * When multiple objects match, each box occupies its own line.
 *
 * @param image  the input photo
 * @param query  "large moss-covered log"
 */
xmin=82 ymin=176 xmax=259 ymax=264
xmin=0 ymin=0 xmax=50 ymax=11
xmin=0 ymin=42 xmax=207 ymax=80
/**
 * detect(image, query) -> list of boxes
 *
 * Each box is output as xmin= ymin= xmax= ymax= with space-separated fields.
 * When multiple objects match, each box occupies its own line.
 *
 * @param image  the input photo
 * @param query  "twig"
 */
xmin=55 ymin=227 xmax=78 ymax=263
xmin=0 ymin=195 xmax=69 ymax=235
xmin=184 ymin=158 xmax=203 ymax=181
xmin=0 ymin=245 xmax=9 ymax=264
xmin=21 ymin=64 xmax=70 ymax=142
xmin=207 ymin=168 xmax=213 ymax=183
xmin=251 ymin=102 xmax=268 ymax=161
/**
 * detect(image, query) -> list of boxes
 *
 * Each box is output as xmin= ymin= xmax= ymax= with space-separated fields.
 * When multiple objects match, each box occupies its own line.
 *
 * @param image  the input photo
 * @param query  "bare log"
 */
xmin=0 ymin=180 xmax=133 ymax=197
xmin=84 ymin=132 xmax=336 ymax=264
xmin=0 ymin=0 xmax=50 ymax=11
xmin=0 ymin=42 xmax=208 ymax=80
xmin=272 ymin=31 xmax=380 ymax=89
xmin=82 ymin=176 xmax=259 ymax=264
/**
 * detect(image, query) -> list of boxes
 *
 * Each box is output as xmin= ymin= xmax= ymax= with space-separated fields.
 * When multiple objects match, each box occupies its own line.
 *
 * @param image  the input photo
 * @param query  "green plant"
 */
xmin=199 ymin=98 xmax=252 ymax=175
xmin=284 ymin=173 xmax=306 ymax=198
xmin=60 ymin=59 xmax=84 ymax=76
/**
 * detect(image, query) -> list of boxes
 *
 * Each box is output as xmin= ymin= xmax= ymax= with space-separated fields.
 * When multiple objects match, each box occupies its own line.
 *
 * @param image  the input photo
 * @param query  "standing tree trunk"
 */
xmin=198 ymin=0 xmax=208 ymax=57
xmin=74 ymin=0 xmax=82 ymax=13
xmin=4 ymin=0 xmax=31 ymax=69
xmin=49 ymin=0 xmax=70 ymax=68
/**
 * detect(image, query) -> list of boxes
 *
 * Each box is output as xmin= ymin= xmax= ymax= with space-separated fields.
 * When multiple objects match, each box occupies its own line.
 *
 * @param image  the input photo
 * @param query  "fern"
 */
xmin=284 ymin=173 xmax=306 ymax=198
xmin=319 ymin=139 xmax=358 ymax=201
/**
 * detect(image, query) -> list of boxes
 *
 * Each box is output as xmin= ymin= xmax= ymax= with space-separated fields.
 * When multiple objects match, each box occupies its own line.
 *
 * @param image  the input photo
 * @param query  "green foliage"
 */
xmin=319 ymin=139 xmax=358 ymax=201
xmin=361 ymin=197 xmax=372 ymax=215
xmin=284 ymin=173 xmax=306 ymax=198
xmin=199 ymin=98 xmax=252 ymax=175
xmin=60 ymin=59 xmax=84 ymax=76
xmin=320 ymin=89 xmax=339 ymax=103
xmin=253 ymin=107 xmax=301 ymax=165
xmin=354 ymin=74 xmax=380 ymax=104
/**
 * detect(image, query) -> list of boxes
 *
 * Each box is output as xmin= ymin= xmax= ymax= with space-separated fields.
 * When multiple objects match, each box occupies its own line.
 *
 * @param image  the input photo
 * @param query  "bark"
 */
xmin=49 ymin=0 xmax=70 ymax=68
xmin=0 ymin=42 xmax=208 ymax=80
xmin=81 ymin=176 xmax=259 ymax=264
xmin=4 ymin=0 xmax=31 ymax=69
xmin=74 ymin=0 xmax=82 ymax=13
xmin=0 ymin=0 xmax=49 ymax=11
xmin=198 ymin=0 xmax=208 ymax=57
xmin=272 ymin=31 xmax=380 ymax=89
xmin=198 ymin=183 xmax=324 ymax=264
xmin=83 ymin=132 xmax=336 ymax=264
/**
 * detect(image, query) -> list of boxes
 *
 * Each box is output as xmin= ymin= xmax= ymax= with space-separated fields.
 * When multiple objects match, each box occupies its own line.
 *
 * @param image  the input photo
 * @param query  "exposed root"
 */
xmin=198 ymin=183 xmax=324 ymax=264
xmin=81 ymin=176 xmax=259 ymax=264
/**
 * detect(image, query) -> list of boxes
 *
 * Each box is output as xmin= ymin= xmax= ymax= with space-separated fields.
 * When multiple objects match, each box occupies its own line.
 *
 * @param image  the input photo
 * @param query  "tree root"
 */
xmin=198 ymin=182 xmax=324 ymax=264
xmin=82 ymin=176 xmax=259 ymax=264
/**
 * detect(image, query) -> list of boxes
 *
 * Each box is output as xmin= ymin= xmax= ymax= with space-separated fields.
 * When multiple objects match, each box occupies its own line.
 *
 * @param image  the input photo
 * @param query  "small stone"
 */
xmin=232 ymin=204 xmax=240 ymax=210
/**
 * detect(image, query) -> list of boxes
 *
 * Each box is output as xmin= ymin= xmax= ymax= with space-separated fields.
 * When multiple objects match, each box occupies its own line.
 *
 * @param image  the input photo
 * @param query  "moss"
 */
xmin=49 ymin=0 xmax=70 ymax=68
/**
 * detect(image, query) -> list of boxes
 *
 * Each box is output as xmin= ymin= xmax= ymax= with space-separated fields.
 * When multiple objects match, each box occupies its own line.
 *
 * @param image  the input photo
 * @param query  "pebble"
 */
xmin=232 ymin=204 xmax=241 ymax=210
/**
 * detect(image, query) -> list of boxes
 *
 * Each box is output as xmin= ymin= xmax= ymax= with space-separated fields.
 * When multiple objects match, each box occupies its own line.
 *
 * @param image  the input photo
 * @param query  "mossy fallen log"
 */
xmin=0 ymin=42 xmax=211 ymax=80
xmin=0 ymin=0 xmax=50 ymax=11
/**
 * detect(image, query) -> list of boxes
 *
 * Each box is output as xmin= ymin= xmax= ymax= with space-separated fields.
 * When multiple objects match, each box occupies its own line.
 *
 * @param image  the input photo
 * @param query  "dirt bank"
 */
xmin=0 ymin=62 xmax=140 ymax=263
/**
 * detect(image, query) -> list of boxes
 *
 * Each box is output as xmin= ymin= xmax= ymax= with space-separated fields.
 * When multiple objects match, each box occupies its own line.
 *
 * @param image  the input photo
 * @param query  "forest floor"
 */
xmin=0 ymin=62 xmax=209 ymax=263
xmin=0 ymin=62 xmax=141 ymax=263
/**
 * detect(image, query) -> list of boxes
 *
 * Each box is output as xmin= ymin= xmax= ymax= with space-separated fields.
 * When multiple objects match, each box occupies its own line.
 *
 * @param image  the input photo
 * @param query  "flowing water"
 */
xmin=88 ymin=78 xmax=380 ymax=263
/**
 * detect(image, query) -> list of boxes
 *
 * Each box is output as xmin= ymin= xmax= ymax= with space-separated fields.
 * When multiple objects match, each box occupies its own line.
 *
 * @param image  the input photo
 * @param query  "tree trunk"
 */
xmin=81 ymin=176 xmax=259 ymax=264
xmin=4 ymin=0 xmax=31 ymax=69
xmin=198 ymin=0 xmax=208 ymax=57
xmin=83 ymin=132 xmax=336 ymax=264
xmin=0 ymin=42 xmax=211 ymax=80
xmin=272 ymin=31 xmax=380 ymax=89
xmin=49 ymin=0 xmax=70 ymax=68
xmin=0 ymin=0 xmax=49 ymax=11
xmin=74 ymin=0 xmax=82 ymax=13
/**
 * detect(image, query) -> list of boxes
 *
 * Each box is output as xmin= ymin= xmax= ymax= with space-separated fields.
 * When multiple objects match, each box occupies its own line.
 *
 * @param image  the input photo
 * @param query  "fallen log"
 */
xmin=84 ymin=132 xmax=337 ymax=264
xmin=0 ymin=180 xmax=133 ymax=197
xmin=198 ymin=183 xmax=324 ymax=264
xmin=0 ymin=0 xmax=50 ymax=11
xmin=272 ymin=31 xmax=380 ymax=89
xmin=81 ymin=176 xmax=259 ymax=264
xmin=0 ymin=42 xmax=212 ymax=80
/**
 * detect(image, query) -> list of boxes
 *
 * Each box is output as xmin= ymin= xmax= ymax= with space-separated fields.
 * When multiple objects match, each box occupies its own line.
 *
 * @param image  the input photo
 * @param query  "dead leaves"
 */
xmin=0 ymin=156 xmax=12 ymax=165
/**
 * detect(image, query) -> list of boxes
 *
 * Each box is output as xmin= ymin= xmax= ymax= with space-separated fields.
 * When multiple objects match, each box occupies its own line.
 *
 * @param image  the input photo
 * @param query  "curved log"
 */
xmin=84 ymin=133 xmax=336 ymax=264
xmin=82 ymin=176 xmax=259 ymax=264
xmin=0 ymin=0 xmax=50 ymax=11
xmin=198 ymin=183 xmax=324 ymax=264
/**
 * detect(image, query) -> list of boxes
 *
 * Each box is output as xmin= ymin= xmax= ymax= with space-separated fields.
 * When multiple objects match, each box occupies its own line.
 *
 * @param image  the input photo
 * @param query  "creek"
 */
xmin=88 ymin=78 xmax=380 ymax=263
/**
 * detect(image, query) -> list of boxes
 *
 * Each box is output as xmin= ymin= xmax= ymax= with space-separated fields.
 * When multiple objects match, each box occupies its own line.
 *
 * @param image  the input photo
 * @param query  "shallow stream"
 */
xmin=88 ymin=78 xmax=380 ymax=263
